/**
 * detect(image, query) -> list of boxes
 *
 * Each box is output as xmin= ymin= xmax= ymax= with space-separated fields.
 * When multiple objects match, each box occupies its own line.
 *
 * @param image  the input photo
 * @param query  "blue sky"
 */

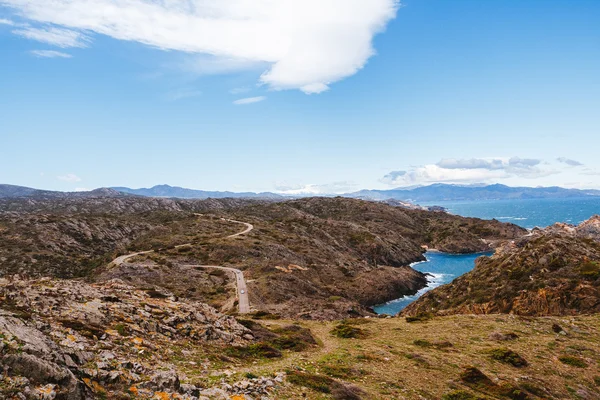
xmin=1 ymin=0 xmax=599 ymax=193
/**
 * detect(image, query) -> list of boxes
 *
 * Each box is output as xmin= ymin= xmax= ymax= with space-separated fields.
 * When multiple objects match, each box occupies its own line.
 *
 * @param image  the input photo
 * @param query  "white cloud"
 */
xmin=275 ymin=181 xmax=358 ymax=195
xmin=29 ymin=49 xmax=72 ymax=58
xmin=57 ymin=173 xmax=82 ymax=182
xmin=233 ymin=96 xmax=266 ymax=105
xmin=557 ymin=157 xmax=584 ymax=167
xmin=383 ymin=157 xmax=558 ymax=187
xmin=165 ymin=88 xmax=202 ymax=102
xmin=0 ymin=18 xmax=15 ymax=25
xmin=1 ymin=0 xmax=399 ymax=92
xmin=12 ymin=26 xmax=90 ymax=48
xmin=229 ymin=86 xmax=252 ymax=95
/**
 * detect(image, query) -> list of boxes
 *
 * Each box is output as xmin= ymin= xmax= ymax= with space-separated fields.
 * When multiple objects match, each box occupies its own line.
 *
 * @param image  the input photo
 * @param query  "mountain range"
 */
xmin=1 ymin=183 xmax=599 ymax=202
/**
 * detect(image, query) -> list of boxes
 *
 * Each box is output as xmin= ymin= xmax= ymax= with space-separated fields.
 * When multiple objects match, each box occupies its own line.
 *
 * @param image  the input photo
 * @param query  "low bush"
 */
xmin=224 ymin=343 xmax=282 ymax=359
xmin=558 ymin=355 xmax=587 ymax=368
xmin=287 ymin=371 xmax=334 ymax=393
xmin=331 ymin=323 xmax=368 ymax=339
xmin=405 ymin=312 xmax=433 ymax=323
xmin=287 ymin=371 xmax=364 ymax=400
xmin=489 ymin=348 xmax=528 ymax=367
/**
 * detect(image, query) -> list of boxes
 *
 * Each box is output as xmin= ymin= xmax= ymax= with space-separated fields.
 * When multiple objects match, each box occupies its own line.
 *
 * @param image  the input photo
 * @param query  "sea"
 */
xmin=373 ymin=197 xmax=600 ymax=315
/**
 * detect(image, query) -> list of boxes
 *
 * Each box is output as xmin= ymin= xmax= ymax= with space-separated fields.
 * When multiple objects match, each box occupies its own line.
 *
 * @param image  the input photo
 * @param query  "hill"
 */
xmin=403 ymin=216 xmax=600 ymax=317
xmin=0 ymin=184 xmax=126 ymax=199
xmin=348 ymin=183 xmax=600 ymax=202
xmin=0 ymin=195 xmax=525 ymax=319
xmin=112 ymin=184 xmax=283 ymax=199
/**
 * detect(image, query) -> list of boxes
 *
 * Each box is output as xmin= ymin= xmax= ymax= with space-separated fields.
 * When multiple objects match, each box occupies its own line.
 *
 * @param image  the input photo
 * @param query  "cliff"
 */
xmin=403 ymin=216 xmax=600 ymax=317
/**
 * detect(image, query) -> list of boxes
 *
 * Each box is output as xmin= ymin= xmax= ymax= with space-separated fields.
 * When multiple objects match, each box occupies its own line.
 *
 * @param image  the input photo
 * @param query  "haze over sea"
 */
xmin=374 ymin=197 xmax=600 ymax=315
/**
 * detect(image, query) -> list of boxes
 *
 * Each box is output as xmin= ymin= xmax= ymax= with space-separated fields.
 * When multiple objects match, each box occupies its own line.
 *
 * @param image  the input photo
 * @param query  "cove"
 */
xmin=373 ymin=251 xmax=493 ymax=315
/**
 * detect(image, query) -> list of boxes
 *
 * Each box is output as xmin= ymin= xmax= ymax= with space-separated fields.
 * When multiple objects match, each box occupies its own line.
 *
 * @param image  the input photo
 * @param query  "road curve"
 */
xmin=224 ymin=219 xmax=254 ymax=238
xmin=181 ymin=265 xmax=250 ymax=314
xmin=109 ymin=216 xmax=253 ymax=313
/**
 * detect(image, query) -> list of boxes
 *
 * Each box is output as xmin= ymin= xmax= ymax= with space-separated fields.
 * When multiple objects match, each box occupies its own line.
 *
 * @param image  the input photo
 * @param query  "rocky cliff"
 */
xmin=0 ymin=277 xmax=259 ymax=399
xmin=403 ymin=216 xmax=600 ymax=317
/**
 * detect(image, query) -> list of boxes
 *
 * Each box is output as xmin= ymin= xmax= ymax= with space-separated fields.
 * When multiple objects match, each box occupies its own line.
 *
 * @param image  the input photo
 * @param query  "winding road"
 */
xmin=110 ymin=216 xmax=254 ymax=314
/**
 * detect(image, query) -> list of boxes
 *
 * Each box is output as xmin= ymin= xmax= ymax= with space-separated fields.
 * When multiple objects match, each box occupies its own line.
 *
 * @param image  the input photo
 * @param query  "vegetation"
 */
xmin=558 ymin=355 xmax=588 ymax=368
xmin=331 ymin=323 xmax=368 ymax=339
xmin=489 ymin=348 xmax=528 ymax=367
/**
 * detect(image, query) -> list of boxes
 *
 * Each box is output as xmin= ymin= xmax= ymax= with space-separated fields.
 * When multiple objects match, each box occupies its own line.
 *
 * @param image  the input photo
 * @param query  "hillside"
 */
xmin=403 ymin=216 xmax=600 ymax=317
xmin=99 ymin=197 xmax=525 ymax=319
xmin=1 ymin=195 xmax=525 ymax=319
xmin=3 ymin=281 xmax=600 ymax=400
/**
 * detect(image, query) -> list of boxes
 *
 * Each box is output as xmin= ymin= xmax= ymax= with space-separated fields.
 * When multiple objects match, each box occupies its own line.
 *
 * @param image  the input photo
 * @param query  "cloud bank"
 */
xmin=383 ymin=157 xmax=558 ymax=187
xmin=2 ymin=0 xmax=399 ymax=93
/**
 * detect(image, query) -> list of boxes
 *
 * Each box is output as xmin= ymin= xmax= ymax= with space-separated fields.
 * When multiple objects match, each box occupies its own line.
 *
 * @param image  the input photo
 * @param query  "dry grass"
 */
xmin=185 ymin=314 xmax=600 ymax=399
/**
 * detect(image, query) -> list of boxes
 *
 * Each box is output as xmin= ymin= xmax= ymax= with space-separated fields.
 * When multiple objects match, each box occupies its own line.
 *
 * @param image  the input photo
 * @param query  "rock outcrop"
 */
xmin=403 ymin=216 xmax=600 ymax=317
xmin=0 ymin=277 xmax=255 ymax=399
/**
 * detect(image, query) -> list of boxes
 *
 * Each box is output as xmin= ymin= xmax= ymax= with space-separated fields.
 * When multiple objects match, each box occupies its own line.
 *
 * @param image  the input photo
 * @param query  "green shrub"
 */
xmin=579 ymin=261 xmax=600 ymax=280
xmin=115 ymin=323 xmax=130 ymax=337
xmin=331 ymin=323 xmax=368 ymax=339
xmin=287 ymin=371 xmax=334 ymax=393
xmin=405 ymin=312 xmax=433 ymax=323
xmin=558 ymin=355 xmax=587 ymax=368
xmin=413 ymin=339 xmax=432 ymax=348
xmin=224 ymin=343 xmax=282 ymax=359
xmin=489 ymin=348 xmax=528 ymax=367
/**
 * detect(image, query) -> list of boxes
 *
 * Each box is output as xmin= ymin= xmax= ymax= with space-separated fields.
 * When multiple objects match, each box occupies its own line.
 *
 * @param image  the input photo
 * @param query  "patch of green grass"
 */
xmin=286 ymin=371 xmax=364 ymax=400
xmin=578 ymin=261 xmax=600 ymax=280
xmin=331 ymin=323 xmax=368 ymax=339
xmin=593 ymin=376 xmax=600 ymax=386
xmin=489 ymin=348 xmax=528 ymax=367
xmin=405 ymin=312 xmax=433 ymax=323
xmin=558 ymin=355 xmax=587 ymax=368
xmin=244 ymin=372 xmax=258 ymax=379
xmin=413 ymin=339 xmax=453 ymax=350
xmin=270 ymin=325 xmax=317 ymax=351
xmin=224 ymin=343 xmax=282 ymax=359
xmin=287 ymin=371 xmax=334 ymax=393
xmin=413 ymin=339 xmax=432 ymax=348
xmin=114 ymin=323 xmax=130 ymax=337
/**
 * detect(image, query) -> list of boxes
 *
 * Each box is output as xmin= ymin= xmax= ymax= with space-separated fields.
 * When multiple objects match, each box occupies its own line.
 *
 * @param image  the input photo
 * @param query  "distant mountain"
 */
xmin=112 ymin=184 xmax=283 ymax=200
xmin=345 ymin=183 xmax=600 ymax=202
xmin=0 ymin=184 xmax=125 ymax=199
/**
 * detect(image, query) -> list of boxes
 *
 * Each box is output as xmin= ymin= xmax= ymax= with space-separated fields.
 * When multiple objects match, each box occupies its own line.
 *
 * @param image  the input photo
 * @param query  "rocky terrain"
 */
xmin=403 ymin=216 xmax=600 ymax=317
xmin=0 ymin=277 xmax=296 ymax=399
xmin=1 ymin=191 xmax=600 ymax=399
xmin=3 ymin=276 xmax=600 ymax=399
xmin=0 ymin=195 xmax=526 ymax=319
xmin=102 ymin=197 xmax=525 ymax=319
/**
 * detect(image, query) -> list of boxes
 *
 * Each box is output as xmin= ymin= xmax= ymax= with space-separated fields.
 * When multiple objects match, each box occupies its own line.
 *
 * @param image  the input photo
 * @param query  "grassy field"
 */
xmin=170 ymin=314 xmax=600 ymax=399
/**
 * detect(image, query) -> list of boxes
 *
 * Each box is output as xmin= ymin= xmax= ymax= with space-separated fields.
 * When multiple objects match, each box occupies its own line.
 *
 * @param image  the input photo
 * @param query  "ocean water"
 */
xmin=424 ymin=196 xmax=600 ymax=229
xmin=373 ymin=251 xmax=492 ymax=315
xmin=373 ymin=197 xmax=600 ymax=315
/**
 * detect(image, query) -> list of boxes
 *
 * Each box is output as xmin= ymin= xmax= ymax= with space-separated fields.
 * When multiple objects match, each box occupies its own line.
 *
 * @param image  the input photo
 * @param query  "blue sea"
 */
xmin=373 ymin=197 xmax=600 ymax=315
xmin=425 ymin=196 xmax=600 ymax=229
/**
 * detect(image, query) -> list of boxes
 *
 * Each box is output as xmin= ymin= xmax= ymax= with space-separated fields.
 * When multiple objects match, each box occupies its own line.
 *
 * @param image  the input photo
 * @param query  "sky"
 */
xmin=1 ymin=0 xmax=599 ymax=194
